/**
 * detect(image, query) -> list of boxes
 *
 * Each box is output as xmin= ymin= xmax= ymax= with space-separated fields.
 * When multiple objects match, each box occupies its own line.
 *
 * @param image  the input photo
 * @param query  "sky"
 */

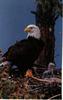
xmin=0 ymin=0 xmax=62 ymax=67
xmin=55 ymin=17 xmax=62 ymax=67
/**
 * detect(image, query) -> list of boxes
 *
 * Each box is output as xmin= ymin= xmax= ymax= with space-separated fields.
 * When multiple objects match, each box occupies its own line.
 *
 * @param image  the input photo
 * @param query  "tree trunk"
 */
xmin=32 ymin=3 xmax=55 ymax=67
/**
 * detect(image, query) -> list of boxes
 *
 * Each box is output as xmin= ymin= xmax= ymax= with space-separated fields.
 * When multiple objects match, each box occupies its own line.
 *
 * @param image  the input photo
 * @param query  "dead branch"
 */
xmin=31 ymin=76 xmax=61 ymax=84
xmin=31 ymin=76 xmax=51 ymax=83
xmin=48 ymin=94 xmax=61 ymax=99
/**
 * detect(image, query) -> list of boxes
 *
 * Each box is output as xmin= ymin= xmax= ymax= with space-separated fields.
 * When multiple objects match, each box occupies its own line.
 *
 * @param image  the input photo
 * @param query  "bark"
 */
xmin=32 ymin=3 xmax=55 ymax=67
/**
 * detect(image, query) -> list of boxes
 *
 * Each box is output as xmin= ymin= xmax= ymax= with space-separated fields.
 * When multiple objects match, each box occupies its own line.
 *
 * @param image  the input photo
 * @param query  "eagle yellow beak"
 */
xmin=24 ymin=27 xmax=31 ymax=33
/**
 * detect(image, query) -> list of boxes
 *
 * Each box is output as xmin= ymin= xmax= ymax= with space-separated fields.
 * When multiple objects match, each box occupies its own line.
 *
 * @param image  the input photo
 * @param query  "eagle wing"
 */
xmin=3 ymin=37 xmax=44 ymax=67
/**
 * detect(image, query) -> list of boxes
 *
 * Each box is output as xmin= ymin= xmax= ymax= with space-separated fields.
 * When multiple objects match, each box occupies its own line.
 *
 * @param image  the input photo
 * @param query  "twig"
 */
xmin=31 ymin=76 xmax=61 ymax=84
xmin=31 ymin=76 xmax=51 ymax=83
xmin=48 ymin=94 xmax=61 ymax=100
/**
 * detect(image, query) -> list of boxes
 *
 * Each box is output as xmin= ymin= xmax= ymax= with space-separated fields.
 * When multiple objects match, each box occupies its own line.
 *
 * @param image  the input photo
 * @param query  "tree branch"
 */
xmin=48 ymin=94 xmax=61 ymax=99
xmin=54 ymin=14 xmax=59 ymax=21
xmin=31 ymin=76 xmax=61 ymax=84
xmin=31 ymin=11 xmax=38 ymax=15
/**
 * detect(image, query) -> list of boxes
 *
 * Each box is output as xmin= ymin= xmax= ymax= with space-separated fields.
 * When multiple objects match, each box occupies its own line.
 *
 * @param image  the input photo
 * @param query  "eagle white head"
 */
xmin=24 ymin=24 xmax=41 ymax=39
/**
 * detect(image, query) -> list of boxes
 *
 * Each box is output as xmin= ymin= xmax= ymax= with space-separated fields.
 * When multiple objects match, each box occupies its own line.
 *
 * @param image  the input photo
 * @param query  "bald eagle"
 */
xmin=3 ymin=25 xmax=44 ymax=76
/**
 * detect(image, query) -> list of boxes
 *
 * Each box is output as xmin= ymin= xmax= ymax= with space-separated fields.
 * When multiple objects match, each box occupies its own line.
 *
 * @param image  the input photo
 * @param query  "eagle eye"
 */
xmin=30 ymin=27 xmax=33 ymax=29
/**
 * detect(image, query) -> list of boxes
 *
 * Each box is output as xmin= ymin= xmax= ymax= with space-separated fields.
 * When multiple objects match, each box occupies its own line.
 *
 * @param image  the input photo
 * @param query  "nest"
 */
xmin=0 ymin=63 xmax=61 ymax=99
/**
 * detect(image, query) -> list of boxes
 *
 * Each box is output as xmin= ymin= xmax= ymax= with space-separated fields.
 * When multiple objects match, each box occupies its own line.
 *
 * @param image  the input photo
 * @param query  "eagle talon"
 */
xmin=25 ymin=69 xmax=33 ymax=77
